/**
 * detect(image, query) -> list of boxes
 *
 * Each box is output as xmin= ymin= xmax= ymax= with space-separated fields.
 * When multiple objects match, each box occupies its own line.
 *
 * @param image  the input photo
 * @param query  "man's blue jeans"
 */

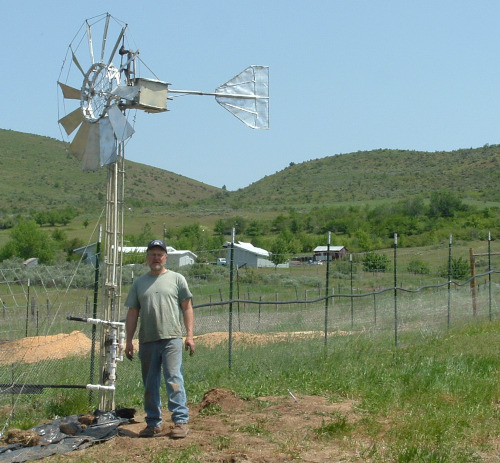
xmin=139 ymin=338 xmax=189 ymax=427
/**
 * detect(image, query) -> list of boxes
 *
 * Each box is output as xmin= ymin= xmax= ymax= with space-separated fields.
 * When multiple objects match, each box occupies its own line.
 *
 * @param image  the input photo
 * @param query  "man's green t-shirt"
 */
xmin=125 ymin=270 xmax=192 ymax=343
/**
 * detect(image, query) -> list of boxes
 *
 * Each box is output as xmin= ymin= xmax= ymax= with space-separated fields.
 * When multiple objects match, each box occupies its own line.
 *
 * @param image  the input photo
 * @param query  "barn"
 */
xmin=313 ymin=245 xmax=348 ymax=261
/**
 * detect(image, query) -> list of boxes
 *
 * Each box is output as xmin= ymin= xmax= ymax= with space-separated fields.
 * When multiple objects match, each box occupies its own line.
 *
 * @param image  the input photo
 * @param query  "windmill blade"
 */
xmin=108 ymin=25 xmax=127 ymax=66
xmin=215 ymin=65 xmax=269 ymax=129
xmin=69 ymin=118 xmax=118 ymax=171
xmin=59 ymin=107 xmax=83 ymax=136
xmin=71 ymin=46 xmax=86 ymax=77
xmin=69 ymin=121 xmax=90 ymax=161
xmin=82 ymin=123 xmax=102 ymax=171
xmin=98 ymin=117 xmax=118 ymax=166
xmin=108 ymin=104 xmax=135 ymax=142
xmin=58 ymin=82 xmax=81 ymax=100
xmin=86 ymin=20 xmax=94 ymax=64
xmin=101 ymin=13 xmax=110 ymax=62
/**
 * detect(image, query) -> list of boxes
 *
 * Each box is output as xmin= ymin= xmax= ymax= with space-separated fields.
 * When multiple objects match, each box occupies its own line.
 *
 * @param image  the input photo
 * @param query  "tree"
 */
xmin=428 ymin=190 xmax=465 ymax=218
xmin=0 ymin=220 xmax=56 ymax=264
xmin=407 ymin=259 xmax=430 ymax=275
xmin=362 ymin=252 xmax=390 ymax=273
xmin=269 ymin=238 xmax=289 ymax=268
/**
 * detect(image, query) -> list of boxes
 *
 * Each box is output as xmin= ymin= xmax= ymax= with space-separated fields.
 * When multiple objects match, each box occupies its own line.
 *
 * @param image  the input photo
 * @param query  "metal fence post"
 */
xmin=393 ymin=233 xmax=398 ymax=347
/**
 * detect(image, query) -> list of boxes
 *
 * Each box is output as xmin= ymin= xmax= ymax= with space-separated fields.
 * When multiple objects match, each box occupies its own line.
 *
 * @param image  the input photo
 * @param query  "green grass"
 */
xmin=1 ymin=305 xmax=499 ymax=461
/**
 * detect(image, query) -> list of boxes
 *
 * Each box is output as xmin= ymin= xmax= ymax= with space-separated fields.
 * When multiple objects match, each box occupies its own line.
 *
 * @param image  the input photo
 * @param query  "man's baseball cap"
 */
xmin=147 ymin=239 xmax=168 ymax=253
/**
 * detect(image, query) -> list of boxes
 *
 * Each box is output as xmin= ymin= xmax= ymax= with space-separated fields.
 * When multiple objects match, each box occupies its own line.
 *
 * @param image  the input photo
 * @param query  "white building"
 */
xmin=223 ymin=241 xmax=289 ymax=268
xmin=74 ymin=244 xmax=197 ymax=267
xmin=120 ymin=246 xmax=197 ymax=267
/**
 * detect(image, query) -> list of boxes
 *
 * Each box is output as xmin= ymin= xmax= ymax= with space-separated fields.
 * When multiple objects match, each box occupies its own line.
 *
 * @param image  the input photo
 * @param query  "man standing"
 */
xmin=124 ymin=239 xmax=195 ymax=438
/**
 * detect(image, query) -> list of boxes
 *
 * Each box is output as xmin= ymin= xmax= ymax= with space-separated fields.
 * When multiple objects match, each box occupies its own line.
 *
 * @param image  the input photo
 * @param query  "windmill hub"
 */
xmin=81 ymin=63 xmax=120 ymax=123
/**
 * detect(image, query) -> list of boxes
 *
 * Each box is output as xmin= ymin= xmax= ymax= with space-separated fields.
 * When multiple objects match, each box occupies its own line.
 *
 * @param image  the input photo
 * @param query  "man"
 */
xmin=124 ymin=239 xmax=195 ymax=438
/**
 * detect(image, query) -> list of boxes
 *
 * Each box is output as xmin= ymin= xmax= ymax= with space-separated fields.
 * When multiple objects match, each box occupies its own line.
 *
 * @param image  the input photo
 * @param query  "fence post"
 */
xmin=393 ymin=233 xmax=398 ymax=347
xmin=350 ymin=253 xmax=354 ymax=329
xmin=25 ymin=279 xmax=30 ymax=337
xmin=469 ymin=248 xmax=478 ymax=317
xmin=488 ymin=232 xmax=492 ymax=321
xmin=447 ymin=234 xmax=452 ymax=328
xmin=228 ymin=228 xmax=235 ymax=370
xmin=324 ymin=232 xmax=331 ymax=347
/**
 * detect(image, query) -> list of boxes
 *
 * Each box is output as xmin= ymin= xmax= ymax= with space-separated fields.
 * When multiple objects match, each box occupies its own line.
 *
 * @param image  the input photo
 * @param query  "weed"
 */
xmin=237 ymin=418 xmax=270 ymax=437
xmin=149 ymin=444 xmax=202 ymax=463
xmin=212 ymin=435 xmax=232 ymax=450
xmin=198 ymin=403 xmax=222 ymax=416
xmin=311 ymin=413 xmax=351 ymax=440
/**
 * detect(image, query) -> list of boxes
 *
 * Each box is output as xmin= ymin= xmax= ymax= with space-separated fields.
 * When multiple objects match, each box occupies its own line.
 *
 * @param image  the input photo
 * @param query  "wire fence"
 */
xmin=0 ymin=236 xmax=499 ymax=417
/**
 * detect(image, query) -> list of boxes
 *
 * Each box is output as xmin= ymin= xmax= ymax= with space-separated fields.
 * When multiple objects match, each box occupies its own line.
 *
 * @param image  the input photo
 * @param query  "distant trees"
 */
xmin=34 ymin=207 xmax=78 ymax=226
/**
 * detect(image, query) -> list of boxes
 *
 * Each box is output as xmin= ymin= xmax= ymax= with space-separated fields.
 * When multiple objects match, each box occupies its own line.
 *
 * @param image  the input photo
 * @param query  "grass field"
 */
xmin=1 ymin=319 xmax=499 ymax=462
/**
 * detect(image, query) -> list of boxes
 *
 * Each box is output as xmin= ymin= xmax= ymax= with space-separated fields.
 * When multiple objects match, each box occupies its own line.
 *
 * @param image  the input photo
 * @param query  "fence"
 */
xmin=0 ymin=235 xmax=499 ymax=425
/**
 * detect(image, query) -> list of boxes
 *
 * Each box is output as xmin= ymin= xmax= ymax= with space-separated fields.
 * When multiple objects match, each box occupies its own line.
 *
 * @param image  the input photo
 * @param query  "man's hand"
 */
xmin=185 ymin=337 xmax=195 ymax=356
xmin=125 ymin=340 xmax=134 ymax=360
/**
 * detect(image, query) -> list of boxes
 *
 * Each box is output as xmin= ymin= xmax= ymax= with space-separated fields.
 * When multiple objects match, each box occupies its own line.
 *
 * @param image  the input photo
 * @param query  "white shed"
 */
xmin=223 ymin=241 xmax=288 ymax=268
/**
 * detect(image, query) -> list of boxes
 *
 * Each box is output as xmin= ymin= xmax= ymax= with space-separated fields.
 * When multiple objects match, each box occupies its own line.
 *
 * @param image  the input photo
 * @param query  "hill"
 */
xmin=0 ymin=129 xmax=220 ymax=214
xmin=2 ymin=129 xmax=500 ymax=217
xmin=228 ymin=146 xmax=500 ymax=208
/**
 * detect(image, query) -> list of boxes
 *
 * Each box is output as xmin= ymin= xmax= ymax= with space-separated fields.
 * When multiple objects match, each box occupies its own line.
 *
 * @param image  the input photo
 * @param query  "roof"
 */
xmin=313 ymin=246 xmax=346 ymax=252
xmin=224 ymin=241 xmax=270 ymax=257
xmin=74 ymin=243 xmax=196 ymax=257
xmin=120 ymin=246 xmax=197 ymax=258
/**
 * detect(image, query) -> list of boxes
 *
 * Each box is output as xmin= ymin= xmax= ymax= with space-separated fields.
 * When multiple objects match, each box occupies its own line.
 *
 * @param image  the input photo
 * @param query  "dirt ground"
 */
xmin=40 ymin=388 xmax=369 ymax=463
xmin=1 ymin=331 xmax=371 ymax=461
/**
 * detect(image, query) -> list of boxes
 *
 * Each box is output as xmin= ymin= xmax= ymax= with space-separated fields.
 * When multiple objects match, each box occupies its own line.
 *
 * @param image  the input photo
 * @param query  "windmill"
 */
xmin=57 ymin=13 xmax=269 ymax=410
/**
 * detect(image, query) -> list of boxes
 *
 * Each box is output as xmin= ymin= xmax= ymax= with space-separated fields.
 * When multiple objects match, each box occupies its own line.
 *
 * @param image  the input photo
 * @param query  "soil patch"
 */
xmin=40 ymin=387 xmax=368 ymax=463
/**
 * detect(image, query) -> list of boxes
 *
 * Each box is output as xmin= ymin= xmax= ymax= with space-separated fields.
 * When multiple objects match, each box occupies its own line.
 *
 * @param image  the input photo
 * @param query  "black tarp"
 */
xmin=0 ymin=410 xmax=129 ymax=463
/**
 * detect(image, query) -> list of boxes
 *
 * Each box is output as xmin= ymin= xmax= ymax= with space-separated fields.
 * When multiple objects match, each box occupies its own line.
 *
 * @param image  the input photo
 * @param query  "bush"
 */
xmin=362 ymin=252 xmax=390 ymax=273
xmin=407 ymin=259 xmax=430 ymax=275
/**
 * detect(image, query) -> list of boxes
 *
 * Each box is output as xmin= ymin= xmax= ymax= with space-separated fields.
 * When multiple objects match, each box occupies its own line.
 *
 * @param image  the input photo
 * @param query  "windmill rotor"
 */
xmin=58 ymin=14 xmax=138 ymax=171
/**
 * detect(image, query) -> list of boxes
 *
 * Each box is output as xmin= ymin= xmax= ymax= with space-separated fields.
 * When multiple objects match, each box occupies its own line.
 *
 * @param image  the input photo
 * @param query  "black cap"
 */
xmin=147 ymin=239 xmax=167 ymax=253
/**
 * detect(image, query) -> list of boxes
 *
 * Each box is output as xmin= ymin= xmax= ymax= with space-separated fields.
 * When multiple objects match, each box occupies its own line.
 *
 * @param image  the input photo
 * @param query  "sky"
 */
xmin=2 ymin=1 xmax=500 ymax=191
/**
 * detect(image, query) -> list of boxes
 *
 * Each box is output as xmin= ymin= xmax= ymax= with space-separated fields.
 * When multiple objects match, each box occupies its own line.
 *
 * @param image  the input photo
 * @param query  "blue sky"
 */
xmin=2 ymin=1 xmax=500 ymax=190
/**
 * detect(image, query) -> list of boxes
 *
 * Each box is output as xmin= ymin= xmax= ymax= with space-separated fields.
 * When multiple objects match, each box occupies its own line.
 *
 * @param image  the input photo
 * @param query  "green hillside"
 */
xmin=2 ymin=129 xmax=500 ymax=218
xmin=0 ymin=129 xmax=220 ymax=214
xmin=229 ymin=146 xmax=500 ymax=208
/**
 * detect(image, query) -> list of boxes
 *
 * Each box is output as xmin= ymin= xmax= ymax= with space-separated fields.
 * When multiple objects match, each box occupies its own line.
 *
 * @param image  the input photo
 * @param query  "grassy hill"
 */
xmin=0 ymin=129 xmax=221 ymax=215
xmin=2 ymin=129 xmax=500 ymax=218
xmin=228 ymin=146 xmax=500 ymax=209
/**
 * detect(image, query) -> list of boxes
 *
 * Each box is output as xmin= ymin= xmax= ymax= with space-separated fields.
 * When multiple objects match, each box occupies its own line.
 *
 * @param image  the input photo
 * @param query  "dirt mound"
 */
xmin=200 ymin=387 xmax=248 ymax=412
xmin=0 ymin=331 xmax=340 ymax=366
xmin=0 ymin=331 xmax=92 ymax=365
xmin=194 ymin=330 xmax=327 ymax=348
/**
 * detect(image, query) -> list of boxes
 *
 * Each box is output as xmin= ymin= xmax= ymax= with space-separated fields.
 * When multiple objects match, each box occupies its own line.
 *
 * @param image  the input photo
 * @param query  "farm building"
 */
xmin=73 ymin=244 xmax=197 ymax=267
xmin=223 ymin=241 xmax=289 ymax=268
xmin=313 ymin=245 xmax=348 ymax=261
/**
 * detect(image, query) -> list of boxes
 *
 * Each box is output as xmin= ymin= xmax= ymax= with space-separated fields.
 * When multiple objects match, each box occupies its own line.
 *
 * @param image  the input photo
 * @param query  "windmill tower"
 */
xmin=57 ymin=13 xmax=269 ymax=410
